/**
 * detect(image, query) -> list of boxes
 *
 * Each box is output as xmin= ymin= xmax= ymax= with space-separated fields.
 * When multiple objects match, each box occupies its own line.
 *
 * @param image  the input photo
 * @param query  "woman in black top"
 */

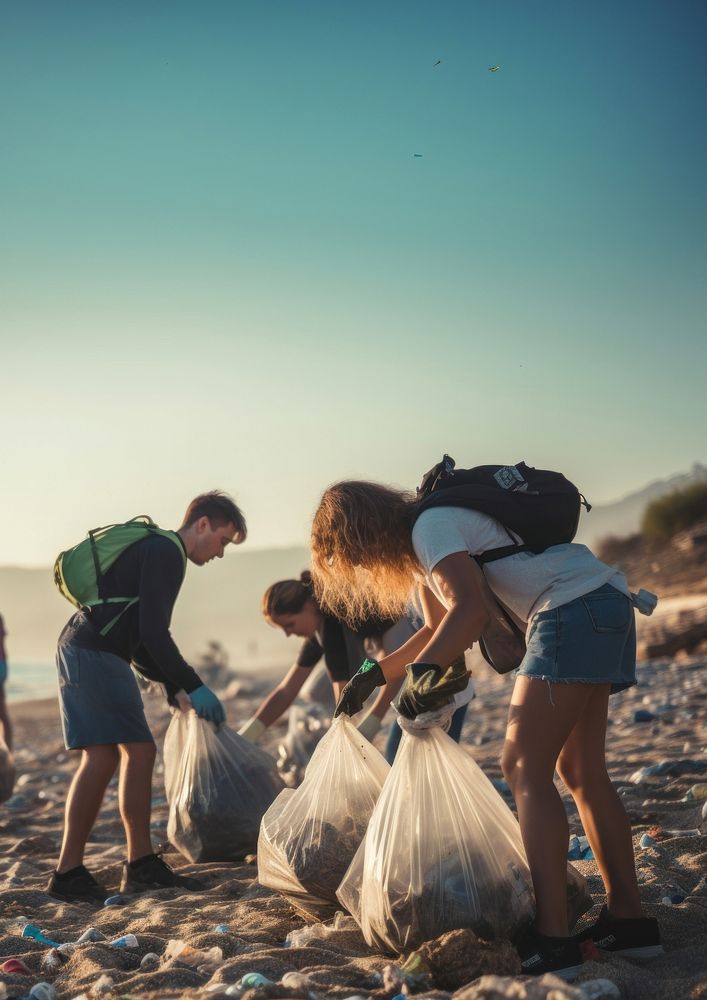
xmin=238 ymin=572 xmax=412 ymax=743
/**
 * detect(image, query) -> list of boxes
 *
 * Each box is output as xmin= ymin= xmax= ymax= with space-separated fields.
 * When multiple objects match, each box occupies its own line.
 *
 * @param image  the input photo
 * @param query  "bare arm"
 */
xmin=377 ymin=587 xmax=447 ymax=683
xmin=250 ymin=663 xmax=312 ymax=728
xmin=411 ymin=552 xmax=490 ymax=666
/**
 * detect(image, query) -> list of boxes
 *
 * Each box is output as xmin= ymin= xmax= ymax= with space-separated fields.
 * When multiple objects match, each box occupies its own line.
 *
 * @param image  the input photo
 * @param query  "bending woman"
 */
xmin=310 ymin=479 xmax=661 ymax=980
xmin=238 ymin=572 xmax=412 ymax=743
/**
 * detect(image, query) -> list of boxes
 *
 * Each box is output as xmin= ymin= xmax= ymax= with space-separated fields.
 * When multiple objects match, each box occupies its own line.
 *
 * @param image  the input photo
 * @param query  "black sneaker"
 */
xmin=46 ymin=865 xmax=108 ymax=904
xmin=516 ymin=925 xmax=585 ymax=980
xmin=574 ymin=904 xmax=663 ymax=961
xmin=119 ymin=853 xmax=206 ymax=894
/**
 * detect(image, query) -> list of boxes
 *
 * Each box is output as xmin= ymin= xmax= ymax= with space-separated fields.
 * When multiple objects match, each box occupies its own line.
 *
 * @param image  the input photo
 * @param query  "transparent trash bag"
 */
xmin=164 ymin=709 xmax=284 ymax=862
xmin=277 ymin=703 xmax=331 ymax=787
xmin=0 ymin=738 xmax=15 ymax=804
xmin=337 ymin=725 xmax=592 ymax=954
xmin=258 ymin=715 xmax=390 ymax=919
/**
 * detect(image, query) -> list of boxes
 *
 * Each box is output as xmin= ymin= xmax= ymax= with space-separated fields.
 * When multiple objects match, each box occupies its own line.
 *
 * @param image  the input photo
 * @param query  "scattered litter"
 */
xmin=163 ymin=938 xmax=223 ymax=972
xmin=29 ymin=985 xmax=56 ymax=1000
xmin=110 ymin=933 xmax=138 ymax=949
xmin=1 ymin=958 xmax=32 ymax=974
xmin=22 ymin=923 xmax=61 ymax=947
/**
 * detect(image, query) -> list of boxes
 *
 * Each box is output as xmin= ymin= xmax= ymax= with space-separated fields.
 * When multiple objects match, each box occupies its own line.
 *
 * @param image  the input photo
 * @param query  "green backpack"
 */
xmin=53 ymin=516 xmax=186 ymax=637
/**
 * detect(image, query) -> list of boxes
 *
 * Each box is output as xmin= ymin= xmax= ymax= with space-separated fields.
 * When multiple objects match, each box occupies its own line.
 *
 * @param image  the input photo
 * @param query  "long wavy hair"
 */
xmin=311 ymin=480 xmax=422 ymax=625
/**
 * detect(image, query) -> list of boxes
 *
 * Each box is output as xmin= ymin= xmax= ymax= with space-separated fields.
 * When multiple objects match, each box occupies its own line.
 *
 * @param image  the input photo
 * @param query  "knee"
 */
xmin=501 ymin=741 xmax=521 ymax=789
xmin=556 ymin=750 xmax=606 ymax=793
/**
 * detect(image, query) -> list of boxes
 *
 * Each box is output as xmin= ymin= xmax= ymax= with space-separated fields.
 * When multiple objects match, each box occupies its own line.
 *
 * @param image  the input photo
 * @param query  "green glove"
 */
xmin=334 ymin=658 xmax=386 ymax=717
xmin=397 ymin=657 xmax=470 ymax=720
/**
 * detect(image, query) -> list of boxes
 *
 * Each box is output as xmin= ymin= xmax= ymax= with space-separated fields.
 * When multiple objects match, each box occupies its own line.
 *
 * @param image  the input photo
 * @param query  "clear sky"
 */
xmin=2 ymin=1 xmax=706 ymax=567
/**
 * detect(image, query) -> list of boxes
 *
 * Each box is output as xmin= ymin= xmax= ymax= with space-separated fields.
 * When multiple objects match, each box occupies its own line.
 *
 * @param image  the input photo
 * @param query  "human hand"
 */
xmin=334 ymin=658 xmax=385 ymax=718
xmin=397 ymin=659 xmax=470 ymax=720
xmin=189 ymin=685 xmax=226 ymax=725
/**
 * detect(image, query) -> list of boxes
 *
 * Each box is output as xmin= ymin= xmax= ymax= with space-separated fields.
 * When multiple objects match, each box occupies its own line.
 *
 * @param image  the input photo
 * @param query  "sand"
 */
xmin=1 ymin=654 xmax=706 ymax=1000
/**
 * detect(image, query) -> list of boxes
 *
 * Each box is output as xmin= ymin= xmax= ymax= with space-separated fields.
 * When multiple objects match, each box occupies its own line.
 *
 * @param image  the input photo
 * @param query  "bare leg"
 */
xmin=0 ymin=688 xmax=12 ymax=751
xmin=557 ymin=686 xmax=642 ymax=919
xmin=57 ymin=744 xmax=120 ymax=872
xmin=118 ymin=741 xmax=156 ymax=862
xmin=502 ymin=678 xmax=596 ymax=937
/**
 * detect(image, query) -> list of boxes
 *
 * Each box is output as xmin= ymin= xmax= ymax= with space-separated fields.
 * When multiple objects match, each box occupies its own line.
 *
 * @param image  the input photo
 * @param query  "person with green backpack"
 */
xmin=47 ymin=490 xmax=246 ymax=904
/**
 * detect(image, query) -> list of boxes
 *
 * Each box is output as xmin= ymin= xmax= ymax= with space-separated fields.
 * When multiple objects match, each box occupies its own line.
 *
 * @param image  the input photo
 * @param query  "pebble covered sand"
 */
xmin=1 ymin=652 xmax=705 ymax=1000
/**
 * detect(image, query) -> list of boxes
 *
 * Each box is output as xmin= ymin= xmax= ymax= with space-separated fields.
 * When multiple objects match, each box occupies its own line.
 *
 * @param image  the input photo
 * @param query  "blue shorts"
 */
xmin=56 ymin=641 xmax=154 ymax=749
xmin=519 ymin=583 xmax=636 ymax=694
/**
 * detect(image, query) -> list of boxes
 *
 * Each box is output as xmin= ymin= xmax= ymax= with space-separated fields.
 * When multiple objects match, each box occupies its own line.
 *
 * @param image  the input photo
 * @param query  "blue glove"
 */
xmin=189 ymin=685 xmax=225 ymax=725
xmin=0 ymin=661 xmax=7 ymax=684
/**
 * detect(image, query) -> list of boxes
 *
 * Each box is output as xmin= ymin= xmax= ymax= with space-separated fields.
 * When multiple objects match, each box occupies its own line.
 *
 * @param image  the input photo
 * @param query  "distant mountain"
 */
xmin=2 ymin=463 xmax=705 ymax=666
xmin=575 ymin=463 xmax=707 ymax=548
xmin=0 ymin=546 xmax=310 ymax=672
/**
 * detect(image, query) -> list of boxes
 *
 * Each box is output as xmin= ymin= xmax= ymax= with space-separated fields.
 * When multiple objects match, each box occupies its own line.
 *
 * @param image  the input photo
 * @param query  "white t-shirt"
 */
xmin=412 ymin=506 xmax=629 ymax=630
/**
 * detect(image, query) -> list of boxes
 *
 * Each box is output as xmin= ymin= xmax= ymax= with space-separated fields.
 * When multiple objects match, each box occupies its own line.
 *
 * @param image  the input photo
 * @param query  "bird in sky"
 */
xmin=433 ymin=59 xmax=442 ymax=67
xmin=488 ymin=64 xmax=500 ymax=72
xmin=413 ymin=153 xmax=423 ymax=157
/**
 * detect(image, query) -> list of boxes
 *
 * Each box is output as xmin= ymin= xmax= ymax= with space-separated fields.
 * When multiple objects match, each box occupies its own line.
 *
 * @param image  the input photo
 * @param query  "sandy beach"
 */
xmin=1 ymin=653 xmax=705 ymax=1000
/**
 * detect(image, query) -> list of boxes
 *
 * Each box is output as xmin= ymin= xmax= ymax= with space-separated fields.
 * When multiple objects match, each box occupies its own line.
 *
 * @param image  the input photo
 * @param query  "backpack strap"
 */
xmin=476 ymin=542 xmax=530 ymax=566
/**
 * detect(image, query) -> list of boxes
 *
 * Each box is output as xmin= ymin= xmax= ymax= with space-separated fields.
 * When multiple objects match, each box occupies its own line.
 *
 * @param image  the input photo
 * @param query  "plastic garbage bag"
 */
xmin=258 ymin=715 xmax=390 ymax=919
xmin=0 ymin=738 xmax=16 ymax=804
xmin=164 ymin=709 xmax=284 ymax=862
xmin=337 ymin=722 xmax=592 ymax=953
xmin=277 ymin=702 xmax=331 ymax=787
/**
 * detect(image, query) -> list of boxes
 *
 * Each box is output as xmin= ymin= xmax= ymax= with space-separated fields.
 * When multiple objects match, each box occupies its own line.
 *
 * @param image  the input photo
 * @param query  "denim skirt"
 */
xmin=518 ymin=583 xmax=636 ymax=693
xmin=56 ymin=641 xmax=154 ymax=749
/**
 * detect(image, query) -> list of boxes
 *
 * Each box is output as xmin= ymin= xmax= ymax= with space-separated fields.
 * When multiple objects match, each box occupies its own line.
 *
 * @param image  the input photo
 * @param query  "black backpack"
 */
xmin=412 ymin=457 xmax=592 ymax=673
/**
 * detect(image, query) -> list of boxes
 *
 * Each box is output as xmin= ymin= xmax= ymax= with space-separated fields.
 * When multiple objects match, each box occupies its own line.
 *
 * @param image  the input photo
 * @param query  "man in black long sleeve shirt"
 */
xmin=48 ymin=491 xmax=247 ymax=904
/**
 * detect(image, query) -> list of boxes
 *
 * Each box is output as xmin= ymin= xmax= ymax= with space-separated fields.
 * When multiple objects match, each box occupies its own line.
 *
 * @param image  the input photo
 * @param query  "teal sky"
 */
xmin=2 ymin=1 xmax=706 ymax=567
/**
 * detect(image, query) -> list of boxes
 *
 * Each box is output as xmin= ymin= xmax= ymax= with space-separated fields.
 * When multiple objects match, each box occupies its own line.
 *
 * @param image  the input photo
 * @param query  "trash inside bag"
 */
xmin=337 ymin=724 xmax=592 ymax=953
xmin=258 ymin=715 xmax=390 ymax=919
xmin=164 ymin=709 xmax=284 ymax=863
xmin=0 ymin=738 xmax=16 ymax=804
xmin=277 ymin=703 xmax=331 ymax=787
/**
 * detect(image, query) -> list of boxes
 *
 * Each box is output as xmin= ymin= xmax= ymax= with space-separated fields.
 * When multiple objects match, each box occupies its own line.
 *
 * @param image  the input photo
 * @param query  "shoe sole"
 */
xmin=47 ymin=890 xmax=105 ymax=905
xmin=120 ymin=881 xmax=204 ymax=894
xmin=601 ymin=944 xmax=664 ymax=961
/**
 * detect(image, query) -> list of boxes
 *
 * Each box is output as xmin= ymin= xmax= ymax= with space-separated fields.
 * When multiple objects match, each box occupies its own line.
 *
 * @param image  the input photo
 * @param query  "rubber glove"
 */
xmin=238 ymin=717 xmax=267 ymax=743
xmin=189 ymin=685 xmax=226 ymax=725
xmin=334 ymin=658 xmax=386 ymax=717
xmin=397 ymin=658 xmax=470 ymax=720
xmin=357 ymin=713 xmax=382 ymax=742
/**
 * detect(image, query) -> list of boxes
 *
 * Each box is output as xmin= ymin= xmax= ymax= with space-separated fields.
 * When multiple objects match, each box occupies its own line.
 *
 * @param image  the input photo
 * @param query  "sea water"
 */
xmin=6 ymin=662 xmax=56 ymax=702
